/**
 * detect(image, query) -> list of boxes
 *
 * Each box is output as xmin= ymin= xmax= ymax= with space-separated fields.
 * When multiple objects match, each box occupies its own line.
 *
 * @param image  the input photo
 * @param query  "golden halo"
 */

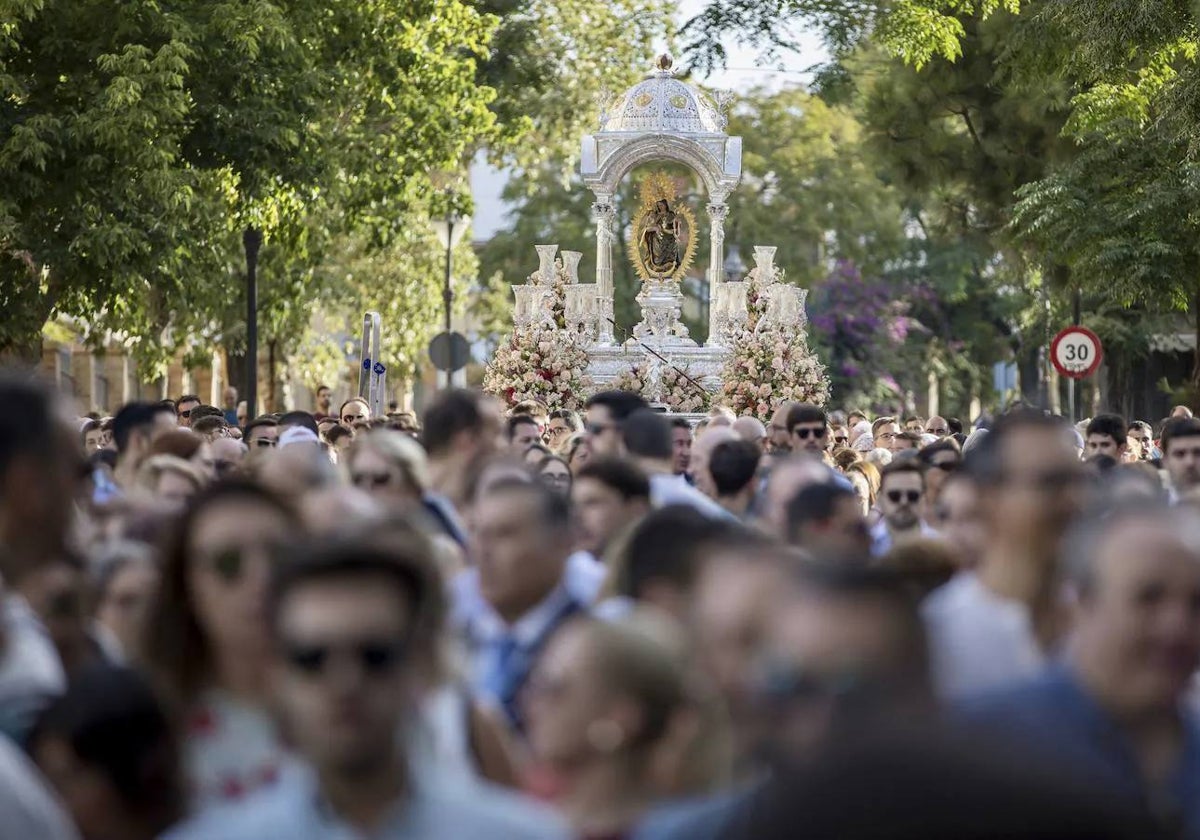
xmin=627 ymin=171 xmax=698 ymax=282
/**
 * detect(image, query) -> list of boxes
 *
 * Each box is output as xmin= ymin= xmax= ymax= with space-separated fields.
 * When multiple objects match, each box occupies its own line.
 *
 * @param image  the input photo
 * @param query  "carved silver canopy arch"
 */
xmin=580 ymin=55 xmax=744 ymax=348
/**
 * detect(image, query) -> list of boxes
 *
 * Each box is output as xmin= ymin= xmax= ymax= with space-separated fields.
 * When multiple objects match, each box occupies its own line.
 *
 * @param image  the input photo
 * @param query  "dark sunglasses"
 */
xmin=930 ymin=460 xmax=959 ymax=473
xmin=178 ymin=409 xmax=192 ymax=419
xmin=254 ymin=438 xmax=276 ymax=448
xmin=886 ymin=489 xmax=922 ymax=504
xmin=792 ymin=427 xmax=827 ymax=439
xmin=341 ymin=414 xmax=367 ymax=425
xmin=283 ymin=639 xmax=406 ymax=678
xmin=833 ymin=435 xmax=849 ymax=444
xmin=351 ymin=472 xmax=392 ymax=489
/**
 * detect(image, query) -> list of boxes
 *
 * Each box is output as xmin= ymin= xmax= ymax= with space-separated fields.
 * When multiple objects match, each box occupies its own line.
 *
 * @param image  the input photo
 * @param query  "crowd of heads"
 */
xmin=1 ymin=373 xmax=1199 ymax=838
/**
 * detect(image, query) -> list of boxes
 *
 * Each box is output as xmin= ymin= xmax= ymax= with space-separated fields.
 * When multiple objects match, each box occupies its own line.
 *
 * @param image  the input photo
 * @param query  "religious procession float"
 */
xmin=483 ymin=56 xmax=830 ymax=418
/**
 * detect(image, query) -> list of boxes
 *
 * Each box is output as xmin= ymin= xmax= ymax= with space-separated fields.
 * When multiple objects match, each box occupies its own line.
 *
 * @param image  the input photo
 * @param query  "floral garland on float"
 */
xmin=718 ymin=246 xmax=830 ymax=417
xmin=608 ymin=355 xmax=711 ymax=414
xmin=483 ymin=246 xmax=594 ymax=410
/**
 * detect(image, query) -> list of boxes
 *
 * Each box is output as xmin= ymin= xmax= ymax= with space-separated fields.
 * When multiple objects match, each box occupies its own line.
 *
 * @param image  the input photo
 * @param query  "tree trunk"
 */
xmin=0 ymin=328 xmax=45 ymax=371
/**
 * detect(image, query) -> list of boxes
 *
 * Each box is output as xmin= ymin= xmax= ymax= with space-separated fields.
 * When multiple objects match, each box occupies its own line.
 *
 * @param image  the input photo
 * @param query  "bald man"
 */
xmin=732 ymin=416 xmax=767 ymax=447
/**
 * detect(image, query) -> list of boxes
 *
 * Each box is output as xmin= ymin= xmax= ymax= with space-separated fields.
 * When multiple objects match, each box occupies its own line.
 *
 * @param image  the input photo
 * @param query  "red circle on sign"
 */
xmin=1051 ymin=326 xmax=1103 ymax=380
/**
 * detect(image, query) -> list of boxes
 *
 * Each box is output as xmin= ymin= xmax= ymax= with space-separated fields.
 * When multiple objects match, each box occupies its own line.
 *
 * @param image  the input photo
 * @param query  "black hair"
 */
xmin=618 ymin=506 xmax=749 ymax=599
xmin=917 ymin=438 xmax=961 ymax=467
xmin=575 ymin=457 xmax=651 ymax=502
xmin=507 ymin=414 xmax=540 ymax=440
xmin=177 ymin=394 xmax=200 ymax=406
xmin=710 ymin=438 xmax=761 ymax=496
xmin=585 ymin=390 xmax=650 ymax=424
xmin=1160 ymin=417 xmax=1200 ymax=455
xmin=81 ymin=418 xmax=100 ymax=443
xmin=279 ymin=410 xmax=320 ymax=436
xmin=622 ymin=408 xmax=673 ymax=460
xmin=243 ymin=416 xmax=278 ymax=439
xmin=1085 ymin=413 xmax=1127 ymax=447
xmin=268 ymin=537 xmax=444 ymax=654
xmin=880 ymin=459 xmax=926 ymax=489
xmin=111 ymin=402 xmax=159 ymax=453
xmin=421 ymin=389 xmax=484 ymax=457
xmin=325 ymin=424 xmax=353 ymax=445
xmin=786 ymin=403 xmax=828 ymax=432
xmin=670 ymin=417 xmax=692 ymax=432
xmin=947 ymin=417 xmax=964 ymax=435
xmin=28 ymin=665 xmax=184 ymax=833
xmin=786 ymin=482 xmax=859 ymax=541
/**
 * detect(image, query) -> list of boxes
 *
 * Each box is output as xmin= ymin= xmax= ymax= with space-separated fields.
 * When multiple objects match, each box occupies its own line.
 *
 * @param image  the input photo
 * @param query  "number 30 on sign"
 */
xmin=1051 ymin=326 xmax=1103 ymax=380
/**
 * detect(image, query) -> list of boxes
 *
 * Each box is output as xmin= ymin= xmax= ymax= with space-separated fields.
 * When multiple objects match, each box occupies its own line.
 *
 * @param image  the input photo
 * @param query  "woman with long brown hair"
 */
xmin=141 ymin=481 xmax=296 ymax=811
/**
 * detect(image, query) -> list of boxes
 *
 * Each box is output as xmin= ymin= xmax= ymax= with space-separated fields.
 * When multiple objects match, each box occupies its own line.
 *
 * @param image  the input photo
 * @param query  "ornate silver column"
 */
xmin=706 ymin=202 xmax=728 ymax=346
xmin=592 ymin=198 xmax=616 ymax=345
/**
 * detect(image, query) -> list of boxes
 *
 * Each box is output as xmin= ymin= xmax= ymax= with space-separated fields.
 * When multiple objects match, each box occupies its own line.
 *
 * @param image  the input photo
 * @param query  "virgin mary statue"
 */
xmin=639 ymin=199 xmax=682 ymax=276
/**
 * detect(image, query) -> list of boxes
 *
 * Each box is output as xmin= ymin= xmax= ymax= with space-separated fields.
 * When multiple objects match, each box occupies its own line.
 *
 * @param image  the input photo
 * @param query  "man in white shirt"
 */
xmin=924 ymin=412 xmax=1087 ymax=699
xmin=568 ymin=459 xmax=652 ymax=603
xmin=622 ymin=410 xmax=732 ymax=520
xmin=869 ymin=460 xmax=937 ymax=556
xmin=168 ymin=538 xmax=566 ymax=840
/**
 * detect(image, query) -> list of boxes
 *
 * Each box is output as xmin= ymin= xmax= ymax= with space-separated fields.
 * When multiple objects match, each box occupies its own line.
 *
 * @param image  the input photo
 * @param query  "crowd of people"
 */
xmin=3 ymin=372 xmax=1200 ymax=839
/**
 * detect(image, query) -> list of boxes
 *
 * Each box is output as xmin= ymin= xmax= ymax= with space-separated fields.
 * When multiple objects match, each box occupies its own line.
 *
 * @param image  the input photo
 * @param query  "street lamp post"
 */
xmin=432 ymin=203 xmax=470 ymax=388
xmin=243 ymin=226 xmax=263 ymax=419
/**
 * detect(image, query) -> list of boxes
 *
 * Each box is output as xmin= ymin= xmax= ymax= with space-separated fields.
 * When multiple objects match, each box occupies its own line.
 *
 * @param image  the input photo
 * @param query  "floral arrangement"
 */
xmin=607 ymin=356 xmax=712 ymax=413
xmin=483 ymin=256 xmax=593 ymax=409
xmin=720 ymin=265 xmax=830 ymax=418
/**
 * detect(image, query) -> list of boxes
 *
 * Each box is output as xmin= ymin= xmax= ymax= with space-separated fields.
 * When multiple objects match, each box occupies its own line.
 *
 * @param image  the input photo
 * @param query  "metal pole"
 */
xmin=441 ymin=216 xmax=454 ymax=390
xmin=244 ymin=227 xmax=263 ymax=419
xmin=1069 ymin=287 xmax=1081 ymax=422
xmin=443 ymin=217 xmax=454 ymax=336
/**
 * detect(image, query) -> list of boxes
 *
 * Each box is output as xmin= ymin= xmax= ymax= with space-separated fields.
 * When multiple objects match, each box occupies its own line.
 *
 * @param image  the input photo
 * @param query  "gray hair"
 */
xmin=1064 ymin=506 xmax=1200 ymax=597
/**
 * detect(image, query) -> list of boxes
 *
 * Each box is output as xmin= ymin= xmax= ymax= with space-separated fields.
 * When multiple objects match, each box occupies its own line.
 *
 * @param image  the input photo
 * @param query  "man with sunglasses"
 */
xmin=870 ymin=461 xmax=935 ymax=556
xmin=171 ymin=539 xmax=565 ymax=839
xmin=583 ymin=390 xmax=649 ymax=458
xmin=786 ymin=403 xmax=829 ymax=457
xmin=176 ymin=394 xmax=201 ymax=428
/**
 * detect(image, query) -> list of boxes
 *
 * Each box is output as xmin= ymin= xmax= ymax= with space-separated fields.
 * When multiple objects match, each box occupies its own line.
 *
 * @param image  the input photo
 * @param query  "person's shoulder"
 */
xmin=957 ymin=668 xmax=1076 ymax=727
xmin=160 ymin=783 xmax=300 ymax=840
xmin=0 ymin=735 xmax=80 ymax=840
xmin=633 ymin=790 xmax=749 ymax=840
xmin=418 ymin=779 xmax=570 ymax=839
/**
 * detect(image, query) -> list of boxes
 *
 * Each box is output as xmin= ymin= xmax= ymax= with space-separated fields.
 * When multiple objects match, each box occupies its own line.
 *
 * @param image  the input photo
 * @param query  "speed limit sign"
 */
xmin=1051 ymin=326 xmax=1103 ymax=380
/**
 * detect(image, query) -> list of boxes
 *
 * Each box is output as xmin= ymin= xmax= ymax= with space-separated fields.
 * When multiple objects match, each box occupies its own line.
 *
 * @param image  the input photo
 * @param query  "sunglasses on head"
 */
xmin=283 ymin=639 xmax=406 ymax=678
xmin=351 ymin=472 xmax=392 ymax=489
xmin=886 ymin=489 xmax=922 ymax=504
xmin=793 ymin=427 xmax=827 ymax=439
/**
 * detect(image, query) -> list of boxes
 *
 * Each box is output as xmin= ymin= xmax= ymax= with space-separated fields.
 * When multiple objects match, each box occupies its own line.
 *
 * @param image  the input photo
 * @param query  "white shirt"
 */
xmin=564 ymin=551 xmax=606 ymax=604
xmin=648 ymin=474 xmax=735 ymax=520
xmin=0 ymin=735 xmax=78 ymax=840
xmin=922 ymin=572 xmax=1045 ymax=700
xmin=869 ymin=519 xmax=939 ymax=556
xmin=0 ymin=595 xmax=65 ymax=740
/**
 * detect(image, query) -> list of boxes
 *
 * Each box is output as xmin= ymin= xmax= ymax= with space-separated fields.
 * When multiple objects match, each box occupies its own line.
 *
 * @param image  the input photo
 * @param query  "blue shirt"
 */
xmin=963 ymin=664 xmax=1200 ymax=837
xmin=165 ymin=762 xmax=568 ymax=840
